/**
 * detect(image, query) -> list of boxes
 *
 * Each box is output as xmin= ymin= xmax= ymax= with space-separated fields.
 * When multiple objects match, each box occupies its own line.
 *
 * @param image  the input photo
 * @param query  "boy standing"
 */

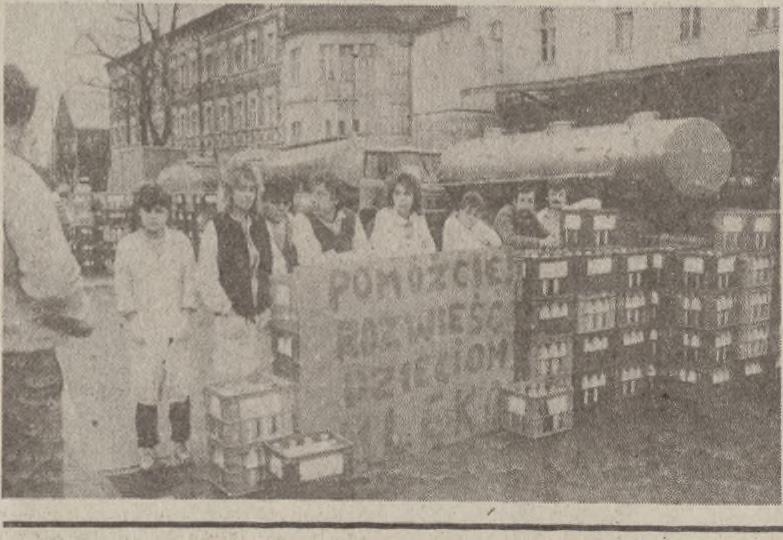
xmin=114 ymin=184 xmax=197 ymax=471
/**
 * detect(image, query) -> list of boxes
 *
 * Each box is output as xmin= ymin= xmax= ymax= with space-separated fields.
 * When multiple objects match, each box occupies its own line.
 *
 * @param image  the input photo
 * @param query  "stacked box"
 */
xmin=501 ymin=379 xmax=574 ymax=439
xmin=513 ymin=251 xmax=577 ymax=339
xmin=611 ymin=249 xmax=667 ymax=400
xmin=264 ymin=431 xmax=354 ymax=483
xmin=711 ymin=208 xmax=779 ymax=253
xmin=204 ymin=373 xmax=296 ymax=496
xmin=559 ymin=208 xmax=623 ymax=249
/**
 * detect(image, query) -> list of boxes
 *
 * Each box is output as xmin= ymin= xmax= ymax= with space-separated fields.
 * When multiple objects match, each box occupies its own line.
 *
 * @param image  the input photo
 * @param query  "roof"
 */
xmin=62 ymin=88 xmax=109 ymax=130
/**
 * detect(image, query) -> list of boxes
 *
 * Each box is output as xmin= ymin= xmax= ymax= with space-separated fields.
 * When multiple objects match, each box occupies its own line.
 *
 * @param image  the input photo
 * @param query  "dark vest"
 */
xmin=307 ymin=210 xmax=357 ymax=254
xmin=213 ymin=213 xmax=273 ymax=320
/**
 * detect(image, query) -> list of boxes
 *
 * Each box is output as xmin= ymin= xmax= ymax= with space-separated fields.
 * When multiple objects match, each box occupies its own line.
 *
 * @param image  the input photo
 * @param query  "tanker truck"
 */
xmin=232 ymin=112 xmax=731 ymax=240
xmin=436 ymin=111 xmax=732 ymax=235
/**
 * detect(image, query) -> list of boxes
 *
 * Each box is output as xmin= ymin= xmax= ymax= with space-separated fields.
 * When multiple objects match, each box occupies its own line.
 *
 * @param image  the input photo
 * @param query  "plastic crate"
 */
xmin=206 ymin=462 xmax=264 ymax=498
xmin=204 ymin=372 xmax=295 ymax=424
xmin=264 ymin=431 xmax=354 ymax=484
xmin=501 ymin=383 xmax=573 ymax=439
xmin=207 ymin=410 xmax=293 ymax=448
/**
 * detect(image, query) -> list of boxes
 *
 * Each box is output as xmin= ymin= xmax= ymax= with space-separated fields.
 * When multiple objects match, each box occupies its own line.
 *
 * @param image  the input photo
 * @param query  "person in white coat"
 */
xmin=370 ymin=169 xmax=436 ymax=257
xmin=442 ymin=191 xmax=502 ymax=251
xmin=114 ymin=184 xmax=197 ymax=470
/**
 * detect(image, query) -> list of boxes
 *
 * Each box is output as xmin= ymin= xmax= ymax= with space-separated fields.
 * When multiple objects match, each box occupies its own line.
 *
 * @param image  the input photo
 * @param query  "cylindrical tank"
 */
xmin=439 ymin=112 xmax=732 ymax=199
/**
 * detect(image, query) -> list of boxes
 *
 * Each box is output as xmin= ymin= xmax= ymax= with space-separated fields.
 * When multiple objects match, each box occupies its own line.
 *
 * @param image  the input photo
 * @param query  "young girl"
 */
xmin=291 ymin=172 xmax=370 ymax=265
xmin=370 ymin=170 xmax=436 ymax=257
xmin=114 ymin=184 xmax=197 ymax=471
xmin=442 ymin=191 xmax=502 ymax=251
xmin=197 ymin=161 xmax=275 ymax=382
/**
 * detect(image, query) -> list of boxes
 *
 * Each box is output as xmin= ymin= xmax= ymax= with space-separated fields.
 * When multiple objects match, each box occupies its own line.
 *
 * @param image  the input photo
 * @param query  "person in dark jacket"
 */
xmin=493 ymin=186 xmax=549 ymax=248
xmin=197 ymin=161 xmax=275 ymax=381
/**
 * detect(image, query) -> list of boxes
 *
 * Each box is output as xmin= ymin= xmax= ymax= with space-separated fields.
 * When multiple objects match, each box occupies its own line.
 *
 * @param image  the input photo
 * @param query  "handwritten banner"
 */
xmin=287 ymin=249 xmax=516 ymax=467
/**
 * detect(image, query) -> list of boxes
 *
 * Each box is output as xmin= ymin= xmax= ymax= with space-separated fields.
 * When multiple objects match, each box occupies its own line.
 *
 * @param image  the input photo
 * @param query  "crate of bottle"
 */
xmin=264 ymin=431 xmax=354 ymax=484
xmin=204 ymin=372 xmax=295 ymax=425
xmin=501 ymin=380 xmax=574 ymax=439
xmin=206 ymin=439 xmax=266 ymax=497
xmin=207 ymin=409 xmax=293 ymax=448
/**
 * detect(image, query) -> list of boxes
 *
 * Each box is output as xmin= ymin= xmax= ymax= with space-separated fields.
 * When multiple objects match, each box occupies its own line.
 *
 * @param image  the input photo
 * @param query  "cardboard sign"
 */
xmin=287 ymin=249 xmax=516 ymax=467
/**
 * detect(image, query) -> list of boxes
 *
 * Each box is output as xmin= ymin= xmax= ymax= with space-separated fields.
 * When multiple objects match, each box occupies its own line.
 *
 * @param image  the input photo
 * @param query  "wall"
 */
xmin=281 ymin=31 xmax=413 ymax=145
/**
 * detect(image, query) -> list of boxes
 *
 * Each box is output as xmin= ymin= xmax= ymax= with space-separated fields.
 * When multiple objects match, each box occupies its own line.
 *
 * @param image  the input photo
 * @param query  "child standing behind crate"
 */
xmin=114 ymin=184 xmax=198 ymax=471
xmin=197 ymin=160 xmax=276 ymax=383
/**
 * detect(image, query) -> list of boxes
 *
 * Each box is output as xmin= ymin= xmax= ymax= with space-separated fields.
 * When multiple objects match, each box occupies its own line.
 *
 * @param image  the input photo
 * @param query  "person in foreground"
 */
xmin=442 ymin=191 xmax=502 ymax=251
xmin=114 ymin=184 xmax=198 ymax=471
xmin=198 ymin=161 xmax=276 ymax=381
xmin=370 ymin=169 xmax=436 ymax=256
xmin=3 ymin=63 xmax=93 ymax=496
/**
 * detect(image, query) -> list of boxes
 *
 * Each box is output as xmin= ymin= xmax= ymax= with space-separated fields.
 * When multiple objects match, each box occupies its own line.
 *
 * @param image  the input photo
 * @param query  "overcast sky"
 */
xmin=4 ymin=2 xmax=217 ymax=165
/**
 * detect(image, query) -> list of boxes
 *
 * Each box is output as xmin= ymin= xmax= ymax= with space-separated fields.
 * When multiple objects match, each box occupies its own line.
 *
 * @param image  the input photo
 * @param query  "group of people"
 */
xmin=113 ymin=156 xmax=582 ymax=471
xmin=3 ymin=60 xmax=589 ymax=490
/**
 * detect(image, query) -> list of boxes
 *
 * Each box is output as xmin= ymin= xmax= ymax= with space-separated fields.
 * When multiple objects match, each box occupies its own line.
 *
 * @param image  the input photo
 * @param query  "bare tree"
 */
xmin=79 ymin=3 xmax=180 ymax=147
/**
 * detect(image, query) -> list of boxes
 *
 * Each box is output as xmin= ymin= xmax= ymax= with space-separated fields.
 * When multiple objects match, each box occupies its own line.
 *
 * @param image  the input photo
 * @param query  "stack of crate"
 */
xmin=610 ymin=248 xmax=667 ymax=403
xmin=736 ymin=252 xmax=775 ymax=382
xmin=571 ymin=249 xmax=620 ymax=412
xmin=204 ymin=373 xmax=295 ymax=497
xmin=508 ymin=249 xmax=576 ymax=437
xmin=660 ymin=249 xmax=741 ymax=400
xmin=713 ymin=208 xmax=780 ymax=384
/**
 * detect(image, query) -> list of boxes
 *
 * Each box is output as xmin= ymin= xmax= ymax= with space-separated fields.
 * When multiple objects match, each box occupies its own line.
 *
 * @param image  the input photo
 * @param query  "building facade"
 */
xmin=108 ymin=5 xmax=455 ymax=161
xmin=412 ymin=6 xmax=779 ymax=166
xmin=108 ymin=6 xmax=779 ymax=177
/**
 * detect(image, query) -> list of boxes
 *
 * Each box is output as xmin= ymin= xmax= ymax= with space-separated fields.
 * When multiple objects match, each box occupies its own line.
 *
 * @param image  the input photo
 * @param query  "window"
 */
xmin=541 ymin=278 xmax=561 ymax=296
xmin=247 ymin=94 xmax=257 ymax=128
xmin=191 ymin=56 xmax=198 ymax=85
xmin=248 ymin=35 xmax=257 ymax=66
xmin=265 ymin=25 xmax=277 ymax=63
xmin=319 ymin=44 xmax=337 ymax=82
xmin=220 ymin=102 xmax=228 ymax=132
xmin=204 ymin=103 xmax=212 ymax=134
xmin=290 ymin=47 xmax=301 ymax=85
xmin=680 ymin=7 xmax=702 ymax=41
xmin=234 ymin=41 xmax=245 ymax=72
xmin=614 ymin=8 xmax=633 ymax=52
xmin=540 ymin=8 xmax=556 ymax=63
xmin=290 ymin=121 xmax=301 ymax=143
xmin=489 ymin=20 xmax=504 ymax=74
xmin=755 ymin=7 xmax=779 ymax=31
xmin=325 ymin=119 xmax=332 ymax=137
xmin=340 ymin=44 xmax=356 ymax=82
xmin=234 ymin=96 xmax=245 ymax=131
